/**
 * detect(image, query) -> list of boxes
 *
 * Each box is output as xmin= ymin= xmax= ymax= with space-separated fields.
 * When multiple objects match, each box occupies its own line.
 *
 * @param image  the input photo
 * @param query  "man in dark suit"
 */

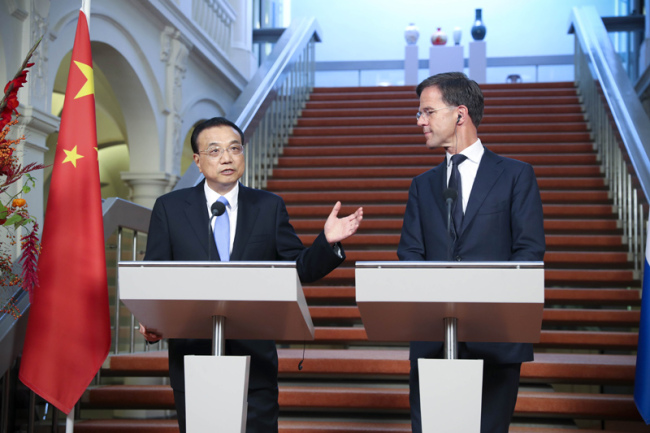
xmin=397 ymin=73 xmax=545 ymax=433
xmin=140 ymin=117 xmax=363 ymax=432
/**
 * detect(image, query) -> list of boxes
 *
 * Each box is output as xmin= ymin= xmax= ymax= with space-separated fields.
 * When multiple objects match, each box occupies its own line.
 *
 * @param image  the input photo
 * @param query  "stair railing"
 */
xmin=102 ymin=198 xmax=155 ymax=355
xmin=175 ymin=18 xmax=321 ymax=191
xmin=572 ymin=6 xmax=650 ymax=275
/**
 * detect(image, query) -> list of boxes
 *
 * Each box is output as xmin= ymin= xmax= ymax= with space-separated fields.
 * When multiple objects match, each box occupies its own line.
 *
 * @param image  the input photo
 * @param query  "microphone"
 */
xmin=444 ymin=188 xmax=458 ymax=261
xmin=444 ymin=188 xmax=457 ymax=236
xmin=208 ymin=201 xmax=227 ymax=261
xmin=211 ymin=201 xmax=226 ymax=218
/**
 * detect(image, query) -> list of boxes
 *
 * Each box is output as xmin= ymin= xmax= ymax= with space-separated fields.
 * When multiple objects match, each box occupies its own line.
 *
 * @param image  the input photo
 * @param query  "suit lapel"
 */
xmin=230 ymin=184 xmax=260 ymax=260
xmin=461 ymin=148 xmax=504 ymax=235
xmin=184 ymin=181 xmax=215 ymax=259
xmin=429 ymin=160 xmax=448 ymax=223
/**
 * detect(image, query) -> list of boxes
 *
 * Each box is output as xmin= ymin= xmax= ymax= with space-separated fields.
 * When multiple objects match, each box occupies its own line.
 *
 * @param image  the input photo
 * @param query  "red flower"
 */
xmin=1 ymin=63 xmax=34 ymax=131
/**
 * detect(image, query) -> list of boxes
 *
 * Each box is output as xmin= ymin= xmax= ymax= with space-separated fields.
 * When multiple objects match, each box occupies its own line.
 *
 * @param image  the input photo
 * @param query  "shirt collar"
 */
xmin=446 ymin=139 xmax=484 ymax=166
xmin=204 ymin=181 xmax=239 ymax=211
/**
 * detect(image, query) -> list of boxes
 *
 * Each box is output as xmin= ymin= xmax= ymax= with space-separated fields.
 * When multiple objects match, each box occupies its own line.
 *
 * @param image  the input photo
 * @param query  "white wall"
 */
xmin=291 ymin=0 xmax=618 ymax=85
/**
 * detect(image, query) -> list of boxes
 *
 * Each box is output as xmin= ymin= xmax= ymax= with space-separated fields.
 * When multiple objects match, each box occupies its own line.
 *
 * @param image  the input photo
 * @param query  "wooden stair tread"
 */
xmin=303 ymin=286 xmax=641 ymax=305
xmin=105 ymin=350 xmax=635 ymax=385
xmin=307 ymin=328 xmax=638 ymax=349
xmin=82 ymin=384 xmax=640 ymax=420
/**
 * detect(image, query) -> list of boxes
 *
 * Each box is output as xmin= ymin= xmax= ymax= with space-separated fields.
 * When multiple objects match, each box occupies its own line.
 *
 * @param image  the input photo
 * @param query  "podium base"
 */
xmin=418 ymin=358 xmax=483 ymax=433
xmin=185 ymin=355 xmax=250 ymax=432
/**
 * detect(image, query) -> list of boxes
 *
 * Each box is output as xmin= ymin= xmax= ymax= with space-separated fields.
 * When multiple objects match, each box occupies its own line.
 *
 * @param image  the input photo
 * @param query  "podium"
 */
xmin=355 ymin=261 xmax=544 ymax=432
xmin=118 ymin=261 xmax=314 ymax=432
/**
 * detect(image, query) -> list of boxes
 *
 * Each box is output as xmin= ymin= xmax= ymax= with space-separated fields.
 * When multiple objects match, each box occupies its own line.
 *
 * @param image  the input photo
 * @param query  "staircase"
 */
xmin=76 ymin=82 xmax=645 ymax=432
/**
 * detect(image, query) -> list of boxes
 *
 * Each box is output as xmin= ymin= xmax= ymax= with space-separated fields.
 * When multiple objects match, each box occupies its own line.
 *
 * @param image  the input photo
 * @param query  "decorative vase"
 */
xmin=404 ymin=23 xmax=420 ymax=45
xmin=471 ymin=8 xmax=486 ymax=41
xmin=431 ymin=27 xmax=448 ymax=46
xmin=453 ymin=27 xmax=462 ymax=45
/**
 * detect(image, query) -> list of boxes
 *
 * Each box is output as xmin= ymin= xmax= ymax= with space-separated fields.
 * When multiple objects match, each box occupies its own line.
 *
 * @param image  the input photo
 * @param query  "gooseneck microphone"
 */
xmin=444 ymin=188 xmax=458 ymax=260
xmin=208 ymin=201 xmax=227 ymax=261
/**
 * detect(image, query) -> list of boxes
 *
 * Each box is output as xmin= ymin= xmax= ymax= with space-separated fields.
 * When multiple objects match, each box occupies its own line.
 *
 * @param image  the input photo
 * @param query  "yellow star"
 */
xmin=62 ymin=146 xmax=84 ymax=167
xmin=73 ymin=61 xmax=94 ymax=99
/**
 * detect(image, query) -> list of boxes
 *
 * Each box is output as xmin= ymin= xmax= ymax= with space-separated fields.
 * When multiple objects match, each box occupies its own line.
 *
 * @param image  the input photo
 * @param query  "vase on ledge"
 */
xmin=471 ymin=8 xmax=486 ymax=41
xmin=404 ymin=23 xmax=420 ymax=45
xmin=431 ymin=27 xmax=448 ymax=46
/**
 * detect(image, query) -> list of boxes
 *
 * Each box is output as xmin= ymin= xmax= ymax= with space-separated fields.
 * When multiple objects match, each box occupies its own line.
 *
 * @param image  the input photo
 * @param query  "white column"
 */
xmin=469 ymin=41 xmax=487 ymax=84
xmin=12 ymin=107 xmax=59 ymax=236
xmin=121 ymin=172 xmax=178 ymax=208
xmin=228 ymin=0 xmax=257 ymax=79
xmin=405 ymin=45 xmax=419 ymax=85
xmin=160 ymin=27 xmax=190 ymax=178
xmin=640 ymin=0 xmax=650 ymax=71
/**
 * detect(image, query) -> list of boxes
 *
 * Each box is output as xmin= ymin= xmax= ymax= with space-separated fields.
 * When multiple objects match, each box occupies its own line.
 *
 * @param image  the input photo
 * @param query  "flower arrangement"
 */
xmin=0 ymin=39 xmax=46 ymax=317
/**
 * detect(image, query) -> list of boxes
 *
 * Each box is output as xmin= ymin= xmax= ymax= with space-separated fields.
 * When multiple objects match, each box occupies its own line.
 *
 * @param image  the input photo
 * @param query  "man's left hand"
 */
xmin=324 ymin=201 xmax=363 ymax=244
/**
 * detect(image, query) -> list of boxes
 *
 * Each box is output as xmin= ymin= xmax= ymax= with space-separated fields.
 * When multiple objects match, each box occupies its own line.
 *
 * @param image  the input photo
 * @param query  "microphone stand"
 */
xmin=208 ymin=201 xmax=226 ymax=261
xmin=443 ymin=188 xmax=457 ymax=261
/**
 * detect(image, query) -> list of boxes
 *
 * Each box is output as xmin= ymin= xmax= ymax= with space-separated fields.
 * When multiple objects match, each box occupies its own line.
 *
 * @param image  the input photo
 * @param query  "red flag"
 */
xmin=19 ymin=9 xmax=110 ymax=415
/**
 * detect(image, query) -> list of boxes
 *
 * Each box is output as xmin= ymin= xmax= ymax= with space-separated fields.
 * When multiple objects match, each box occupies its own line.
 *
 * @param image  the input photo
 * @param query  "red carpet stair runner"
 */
xmin=77 ymin=83 xmax=643 ymax=432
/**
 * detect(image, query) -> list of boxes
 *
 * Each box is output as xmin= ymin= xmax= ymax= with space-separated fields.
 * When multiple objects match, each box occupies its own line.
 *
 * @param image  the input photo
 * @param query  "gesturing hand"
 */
xmin=139 ymin=322 xmax=163 ymax=343
xmin=324 ymin=201 xmax=363 ymax=244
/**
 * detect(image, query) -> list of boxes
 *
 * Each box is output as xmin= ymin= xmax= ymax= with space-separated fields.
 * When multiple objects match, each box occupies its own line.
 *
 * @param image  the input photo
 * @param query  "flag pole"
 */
xmin=66 ymin=407 xmax=75 ymax=432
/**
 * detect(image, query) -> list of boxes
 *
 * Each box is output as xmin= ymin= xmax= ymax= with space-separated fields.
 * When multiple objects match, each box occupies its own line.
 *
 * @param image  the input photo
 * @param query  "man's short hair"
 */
xmin=190 ymin=117 xmax=245 ymax=153
xmin=416 ymin=72 xmax=484 ymax=127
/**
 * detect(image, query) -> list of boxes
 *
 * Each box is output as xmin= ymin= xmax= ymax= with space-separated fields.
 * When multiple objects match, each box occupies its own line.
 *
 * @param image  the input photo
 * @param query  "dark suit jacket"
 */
xmin=144 ymin=181 xmax=344 ymax=392
xmin=397 ymin=147 xmax=545 ymax=363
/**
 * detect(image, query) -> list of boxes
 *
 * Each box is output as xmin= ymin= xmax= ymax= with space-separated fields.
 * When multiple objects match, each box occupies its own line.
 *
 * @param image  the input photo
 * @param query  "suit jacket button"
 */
xmin=455 ymin=256 xmax=462 ymax=261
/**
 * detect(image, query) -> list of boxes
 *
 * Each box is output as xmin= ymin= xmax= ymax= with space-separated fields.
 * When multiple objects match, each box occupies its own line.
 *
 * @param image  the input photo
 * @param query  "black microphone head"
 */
xmin=443 ymin=188 xmax=458 ymax=201
xmin=211 ymin=201 xmax=226 ymax=217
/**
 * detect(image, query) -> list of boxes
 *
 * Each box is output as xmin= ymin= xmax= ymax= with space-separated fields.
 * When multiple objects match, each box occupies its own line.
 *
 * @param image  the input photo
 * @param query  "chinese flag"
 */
xmin=19 ymin=9 xmax=110 ymax=415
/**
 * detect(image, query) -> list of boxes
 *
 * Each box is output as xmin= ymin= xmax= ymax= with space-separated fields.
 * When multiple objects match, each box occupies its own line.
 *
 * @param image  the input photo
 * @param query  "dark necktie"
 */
xmin=448 ymin=154 xmax=468 ymax=235
xmin=213 ymin=196 xmax=230 ymax=261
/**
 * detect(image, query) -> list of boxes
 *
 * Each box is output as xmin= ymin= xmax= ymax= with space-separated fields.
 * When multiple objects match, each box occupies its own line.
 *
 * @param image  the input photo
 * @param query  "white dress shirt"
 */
xmin=446 ymin=139 xmax=485 ymax=213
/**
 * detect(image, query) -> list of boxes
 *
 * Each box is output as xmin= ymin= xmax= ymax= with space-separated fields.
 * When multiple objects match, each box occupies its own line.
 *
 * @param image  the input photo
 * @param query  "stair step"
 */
xmin=302 ymin=286 xmax=641 ymax=306
xmin=308 ymin=328 xmax=638 ymax=349
xmin=291 ymin=218 xmax=618 ymax=233
xmin=287 ymin=134 xmax=593 ymax=146
xmin=284 ymin=204 xmax=614 ymax=218
xmin=297 ymin=113 xmax=587 ymax=127
xmin=290 ymin=123 xmax=589 ymax=137
xmin=105 ymin=350 xmax=635 ymax=385
xmin=273 ymin=166 xmax=603 ymax=180
xmin=269 ymin=178 xmax=606 ymax=192
xmin=278 ymin=191 xmax=610 ymax=205
xmin=298 ymin=233 xmax=626 ymax=249
xmin=306 ymin=306 xmax=639 ymax=327
xmin=66 ymin=419 xmax=633 ymax=433
xmin=305 ymin=97 xmax=581 ymax=110
xmin=81 ymin=384 xmax=640 ymax=421
xmin=308 ymin=89 xmax=580 ymax=101
xmin=301 ymin=105 xmax=584 ymax=118
xmin=281 ymin=143 xmax=595 ymax=155
xmin=311 ymin=82 xmax=576 ymax=93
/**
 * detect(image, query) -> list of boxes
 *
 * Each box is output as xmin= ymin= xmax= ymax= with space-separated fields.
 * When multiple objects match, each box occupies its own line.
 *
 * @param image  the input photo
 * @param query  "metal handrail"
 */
xmin=571 ymin=6 xmax=650 ymax=274
xmin=175 ymin=17 xmax=321 ymax=191
xmin=101 ymin=198 xmax=152 ymax=355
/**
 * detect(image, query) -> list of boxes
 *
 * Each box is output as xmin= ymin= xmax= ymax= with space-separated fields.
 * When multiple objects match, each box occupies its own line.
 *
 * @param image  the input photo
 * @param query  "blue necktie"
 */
xmin=214 ymin=196 xmax=230 ymax=261
xmin=448 ymin=154 xmax=468 ymax=235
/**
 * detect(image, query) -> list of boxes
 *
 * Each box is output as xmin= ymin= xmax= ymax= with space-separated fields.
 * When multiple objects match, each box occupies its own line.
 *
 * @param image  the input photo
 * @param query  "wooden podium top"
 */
xmin=118 ymin=261 xmax=314 ymax=341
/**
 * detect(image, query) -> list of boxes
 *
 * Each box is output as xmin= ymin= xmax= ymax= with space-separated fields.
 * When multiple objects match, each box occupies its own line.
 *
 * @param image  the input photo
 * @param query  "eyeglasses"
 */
xmin=416 ymin=106 xmax=456 ymax=121
xmin=197 ymin=144 xmax=244 ymax=159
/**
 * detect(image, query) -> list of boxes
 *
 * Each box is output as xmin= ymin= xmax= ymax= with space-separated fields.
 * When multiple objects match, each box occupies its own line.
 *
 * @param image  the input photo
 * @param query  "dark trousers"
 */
xmin=173 ymin=386 xmax=279 ymax=433
xmin=409 ymin=361 xmax=522 ymax=433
